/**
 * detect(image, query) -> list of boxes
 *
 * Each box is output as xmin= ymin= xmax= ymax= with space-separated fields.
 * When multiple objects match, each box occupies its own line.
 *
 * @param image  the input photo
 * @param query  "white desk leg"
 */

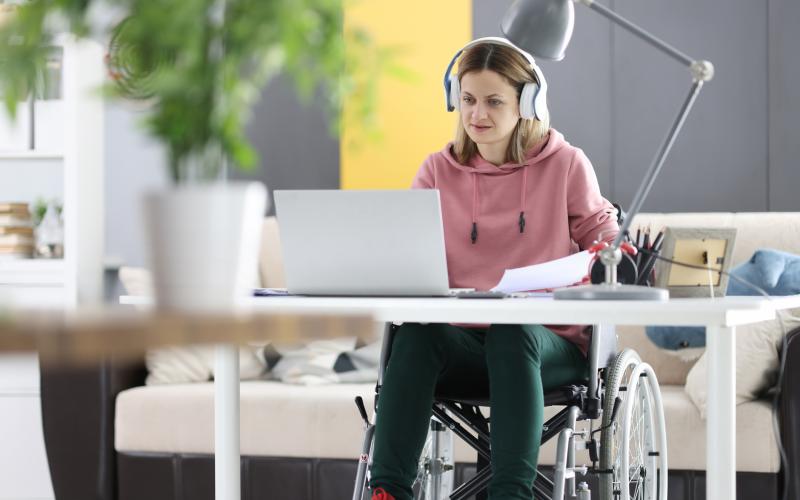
xmin=706 ymin=325 xmax=736 ymax=499
xmin=215 ymin=344 xmax=241 ymax=500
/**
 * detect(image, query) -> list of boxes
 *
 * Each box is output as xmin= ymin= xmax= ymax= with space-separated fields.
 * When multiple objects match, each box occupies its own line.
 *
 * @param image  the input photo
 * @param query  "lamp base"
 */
xmin=553 ymin=283 xmax=669 ymax=301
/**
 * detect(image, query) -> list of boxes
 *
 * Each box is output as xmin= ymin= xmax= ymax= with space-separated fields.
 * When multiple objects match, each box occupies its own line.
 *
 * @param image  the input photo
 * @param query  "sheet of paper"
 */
xmin=490 ymin=251 xmax=594 ymax=293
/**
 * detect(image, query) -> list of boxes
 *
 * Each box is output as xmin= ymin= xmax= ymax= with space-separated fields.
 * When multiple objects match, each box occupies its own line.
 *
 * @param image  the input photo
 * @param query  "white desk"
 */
xmin=122 ymin=294 xmax=800 ymax=500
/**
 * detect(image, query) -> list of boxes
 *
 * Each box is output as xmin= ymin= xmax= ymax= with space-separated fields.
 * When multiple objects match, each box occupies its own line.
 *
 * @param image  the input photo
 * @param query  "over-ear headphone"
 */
xmin=443 ymin=36 xmax=549 ymax=121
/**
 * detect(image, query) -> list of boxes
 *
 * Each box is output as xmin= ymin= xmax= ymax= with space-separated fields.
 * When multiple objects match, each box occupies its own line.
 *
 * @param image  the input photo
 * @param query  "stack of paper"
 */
xmin=491 ymin=251 xmax=594 ymax=293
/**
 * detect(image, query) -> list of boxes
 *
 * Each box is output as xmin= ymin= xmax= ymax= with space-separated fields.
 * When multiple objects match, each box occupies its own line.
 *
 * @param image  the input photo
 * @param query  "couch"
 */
xmin=40 ymin=212 xmax=800 ymax=500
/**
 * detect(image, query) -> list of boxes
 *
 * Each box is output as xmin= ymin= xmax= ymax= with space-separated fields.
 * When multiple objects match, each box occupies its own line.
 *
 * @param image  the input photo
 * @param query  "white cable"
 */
xmin=707 ymin=266 xmax=715 ymax=299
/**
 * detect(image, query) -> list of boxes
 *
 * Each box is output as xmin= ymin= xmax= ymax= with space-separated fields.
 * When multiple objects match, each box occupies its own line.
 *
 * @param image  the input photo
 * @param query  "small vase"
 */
xmin=35 ymin=201 xmax=64 ymax=259
xmin=143 ymin=181 xmax=267 ymax=312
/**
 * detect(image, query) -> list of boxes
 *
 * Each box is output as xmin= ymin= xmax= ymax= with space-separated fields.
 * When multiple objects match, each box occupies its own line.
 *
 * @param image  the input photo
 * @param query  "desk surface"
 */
xmin=121 ymin=294 xmax=800 ymax=327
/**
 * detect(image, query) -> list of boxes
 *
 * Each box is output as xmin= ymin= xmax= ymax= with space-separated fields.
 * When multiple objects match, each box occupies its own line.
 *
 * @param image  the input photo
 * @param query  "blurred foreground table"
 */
xmin=0 ymin=306 xmax=373 ymax=500
xmin=0 ymin=306 xmax=374 ymax=364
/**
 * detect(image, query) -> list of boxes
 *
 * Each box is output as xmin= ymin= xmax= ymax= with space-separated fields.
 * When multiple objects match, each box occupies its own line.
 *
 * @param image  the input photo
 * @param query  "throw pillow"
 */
xmin=146 ymin=345 xmax=266 ymax=385
xmin=684 ymin=308 xmax=800 ymax=418
xmin=645 ymin=248 xmax=800 ymax=352
xmin=118 ymin=266 xmax=269 ymax=385
xmin=268 ymin=337 xmax=382 ymax=385
xmin=727 ymin=248 xmax=800 ymax=296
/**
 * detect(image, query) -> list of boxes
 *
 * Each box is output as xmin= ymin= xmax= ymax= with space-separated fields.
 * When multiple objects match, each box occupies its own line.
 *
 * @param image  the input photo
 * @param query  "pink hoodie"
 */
xmin=412 ymin=129 xmax=619 ymax=354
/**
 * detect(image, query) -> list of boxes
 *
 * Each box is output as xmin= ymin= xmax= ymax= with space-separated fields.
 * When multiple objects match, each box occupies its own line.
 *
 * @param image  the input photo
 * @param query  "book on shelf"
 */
xmin=0 ymin=204 xmax=35 ymax=259
xmin=0 ymin=202 xmax=30 ymax=213
xmin=0 ymin=203 xmax=31 ymax=219
xmin=0 ymin=226 xmax=33 ymax=236
xmin=0 ymin=243 xmax=34 ymax=258
xmin=0 ymin=214 xmax=33 ymax=227
xmin=0 ymin=234 xmax=34 ymax=246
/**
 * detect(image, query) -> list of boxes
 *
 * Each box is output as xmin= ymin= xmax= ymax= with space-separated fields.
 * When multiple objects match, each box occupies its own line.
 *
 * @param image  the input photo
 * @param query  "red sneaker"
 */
xmin=371 ymin=487 xmax=395 ymax=500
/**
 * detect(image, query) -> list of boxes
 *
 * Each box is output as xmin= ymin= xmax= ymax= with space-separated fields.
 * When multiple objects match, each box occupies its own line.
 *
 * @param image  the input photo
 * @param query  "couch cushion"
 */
xmin=116 ymin=381 xmax=376 ymax=459
xmin=116 ymin=383 xmax=779 ymax=472
xmin=657 ymin=386 xmax=779 ymax=473
xmin=537 ymin=386 xmax=778 ymax=473
xmin=685 ymin=310 xmax=800 ymax=418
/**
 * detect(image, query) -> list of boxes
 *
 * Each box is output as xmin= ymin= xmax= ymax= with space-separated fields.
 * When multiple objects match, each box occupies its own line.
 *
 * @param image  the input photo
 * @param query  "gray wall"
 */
xmin=769 ymin=0 xmax=800 ymax=211
xmin=229 ymin=75 xmax=340 ymax=215
xmin=104 ymin=76 xmax=337 ymax=266
xmin=474 ymin=0 xmax=799 ymax=212
xmin=106 ymin=0 xmax=799 ymax=267
xmin=104 ymin=103 xmax=169 ymax=267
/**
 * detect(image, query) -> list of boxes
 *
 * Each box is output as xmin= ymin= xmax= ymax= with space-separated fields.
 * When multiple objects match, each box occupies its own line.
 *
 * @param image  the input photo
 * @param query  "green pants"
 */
xmin=369 ymin=323 xmax=588 ymax=500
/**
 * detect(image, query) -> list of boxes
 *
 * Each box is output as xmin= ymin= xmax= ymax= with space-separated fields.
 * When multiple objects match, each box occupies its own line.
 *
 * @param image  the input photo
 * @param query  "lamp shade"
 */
xmin=501 ymin=0 xmax=575 ymax=61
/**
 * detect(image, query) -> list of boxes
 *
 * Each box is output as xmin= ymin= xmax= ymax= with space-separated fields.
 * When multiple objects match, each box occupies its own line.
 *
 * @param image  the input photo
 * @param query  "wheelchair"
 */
xmin=351 ymin=323 xmax=668 ymax=500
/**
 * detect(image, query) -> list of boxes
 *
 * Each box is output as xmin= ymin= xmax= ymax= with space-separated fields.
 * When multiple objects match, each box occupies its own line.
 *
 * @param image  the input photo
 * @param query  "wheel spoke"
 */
xmin=601 ymin=351 xmax=668 ymax=500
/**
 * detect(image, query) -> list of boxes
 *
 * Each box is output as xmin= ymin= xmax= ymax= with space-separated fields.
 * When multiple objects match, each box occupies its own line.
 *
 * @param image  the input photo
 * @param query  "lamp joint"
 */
xmin=691 ymin=60 xmax=714 ymax=82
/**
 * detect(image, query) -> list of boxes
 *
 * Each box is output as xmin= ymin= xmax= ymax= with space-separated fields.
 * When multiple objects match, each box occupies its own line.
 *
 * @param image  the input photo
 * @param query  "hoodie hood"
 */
xmin=437 ymin=129 xmax=569 ymax=243
xmin=441 ymin=129 xmax=568 ymax=175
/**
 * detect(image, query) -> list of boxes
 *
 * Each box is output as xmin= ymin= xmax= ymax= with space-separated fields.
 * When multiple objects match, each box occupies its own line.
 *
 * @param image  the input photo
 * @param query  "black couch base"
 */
xmin=117 ymin=452 xmax=778 ymax=500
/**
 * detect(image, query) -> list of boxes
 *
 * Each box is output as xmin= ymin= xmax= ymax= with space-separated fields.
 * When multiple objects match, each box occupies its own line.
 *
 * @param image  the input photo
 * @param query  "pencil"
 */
xmin=635 ymin=227 xmax=642 ymax=268
xmin=651 ymin=230 xmax=664 ymax=253
xmin=638 ymin=230 xmax=664 ymax=285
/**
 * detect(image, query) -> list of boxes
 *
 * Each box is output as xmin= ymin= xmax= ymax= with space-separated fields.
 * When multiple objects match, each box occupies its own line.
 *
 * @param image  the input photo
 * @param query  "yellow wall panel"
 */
xmin=342 ymin=1 xmax=471 ymax=189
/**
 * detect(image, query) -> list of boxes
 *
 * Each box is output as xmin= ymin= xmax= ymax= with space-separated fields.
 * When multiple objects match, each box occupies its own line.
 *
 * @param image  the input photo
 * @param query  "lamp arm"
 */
xmin=577 ymin=0 xmax=693 ymax=67
xmin=571 ymin=0 xmax=715 ymax=251
xmin=610 ymin=80 xmax=705 ymax=249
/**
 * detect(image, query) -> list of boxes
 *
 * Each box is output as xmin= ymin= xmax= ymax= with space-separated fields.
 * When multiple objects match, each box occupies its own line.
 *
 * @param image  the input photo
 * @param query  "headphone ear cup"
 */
xmin=519 ymin=83 xmax=538 ymax=120
xmin=449 ymin=76 xmax=460 ymax=112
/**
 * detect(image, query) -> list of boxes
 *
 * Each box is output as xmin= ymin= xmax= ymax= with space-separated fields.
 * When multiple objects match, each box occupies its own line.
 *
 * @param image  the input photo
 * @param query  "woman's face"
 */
xmin=459 ymin=69 xmax=520 ymax=149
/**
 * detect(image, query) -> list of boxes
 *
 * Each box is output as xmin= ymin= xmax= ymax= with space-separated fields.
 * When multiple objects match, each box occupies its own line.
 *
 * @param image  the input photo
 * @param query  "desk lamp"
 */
xmin=502 ymin=0 xmax=714 ymax=300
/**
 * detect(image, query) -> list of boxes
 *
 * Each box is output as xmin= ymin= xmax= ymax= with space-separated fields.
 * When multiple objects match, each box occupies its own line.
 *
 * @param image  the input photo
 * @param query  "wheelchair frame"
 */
xmin=352 ymin=322 xmax=663 ymax=500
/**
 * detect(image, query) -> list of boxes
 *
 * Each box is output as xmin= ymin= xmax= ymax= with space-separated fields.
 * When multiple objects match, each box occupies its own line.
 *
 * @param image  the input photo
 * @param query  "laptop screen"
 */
xmin=273 ymin=189 xmax=451 ymax=296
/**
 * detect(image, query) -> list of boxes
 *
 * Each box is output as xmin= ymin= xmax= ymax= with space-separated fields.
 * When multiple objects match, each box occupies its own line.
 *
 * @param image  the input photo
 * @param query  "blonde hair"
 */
xmin=453 ymin=42 xmax=550 ymax=164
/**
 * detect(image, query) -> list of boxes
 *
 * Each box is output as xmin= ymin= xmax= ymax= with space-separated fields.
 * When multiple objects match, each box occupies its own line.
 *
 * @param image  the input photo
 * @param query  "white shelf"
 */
xmin=0 ymin=259 xmax=66 ymax=285
xmin=0 ymin=151 xmax=63 ymax=160
xmin=0 ymin=34 xmax=100 ymax=500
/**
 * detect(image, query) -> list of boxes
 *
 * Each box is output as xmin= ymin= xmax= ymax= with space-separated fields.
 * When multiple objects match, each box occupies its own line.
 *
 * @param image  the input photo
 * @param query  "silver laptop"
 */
xmin=273 ymin=189 xmax=451 ymax=296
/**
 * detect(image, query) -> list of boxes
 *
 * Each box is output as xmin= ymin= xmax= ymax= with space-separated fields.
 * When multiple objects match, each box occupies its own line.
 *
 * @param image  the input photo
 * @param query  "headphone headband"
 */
xmin=443 ymin=36 xmax=549 ymax=121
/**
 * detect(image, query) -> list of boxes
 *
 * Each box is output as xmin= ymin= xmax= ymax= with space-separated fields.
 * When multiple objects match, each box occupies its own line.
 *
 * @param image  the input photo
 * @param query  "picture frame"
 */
xmin=653 ymin=227 xmax=737 ymax=298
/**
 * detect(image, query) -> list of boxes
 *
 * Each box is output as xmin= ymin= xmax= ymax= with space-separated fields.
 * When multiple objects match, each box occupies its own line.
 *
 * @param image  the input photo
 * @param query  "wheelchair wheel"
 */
xmin=412 ymin=418 xmax=455 ymax=500
xmin=599 ymin=349 xmax=668 ymax=500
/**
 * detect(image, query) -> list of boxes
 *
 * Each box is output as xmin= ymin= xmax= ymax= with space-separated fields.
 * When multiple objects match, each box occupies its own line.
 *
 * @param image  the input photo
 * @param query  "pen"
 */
xmin=635 ymin=227 xmax=642 ymax=268
xmin=637 ymin=230 xmax=664 ymax=285
xmin=651 ymin=230 xmax=664 ymax=253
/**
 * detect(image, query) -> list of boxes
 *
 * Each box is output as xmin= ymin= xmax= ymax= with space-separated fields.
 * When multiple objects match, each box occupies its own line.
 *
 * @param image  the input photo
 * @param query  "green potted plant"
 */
xmin=0 ymin=0 xmax=380 ymax=310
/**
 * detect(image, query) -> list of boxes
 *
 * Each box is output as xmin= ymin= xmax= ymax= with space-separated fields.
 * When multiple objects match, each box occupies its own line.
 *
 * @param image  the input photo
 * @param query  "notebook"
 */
xmin=273 ymin=189 xmax=455 ymax=296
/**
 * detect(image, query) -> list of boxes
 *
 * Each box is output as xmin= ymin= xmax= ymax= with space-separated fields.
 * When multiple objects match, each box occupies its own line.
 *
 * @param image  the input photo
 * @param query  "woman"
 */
xmin=369 ymin=38 xmax=619 ymax=500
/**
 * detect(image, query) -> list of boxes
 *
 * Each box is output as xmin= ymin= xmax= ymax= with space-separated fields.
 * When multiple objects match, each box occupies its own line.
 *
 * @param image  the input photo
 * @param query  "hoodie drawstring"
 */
xmin=471 ymin=173 xmax=478 ymax=244
xmin=468 ymin=167 xmax=529 ymax=244
xmin=519 ymin=167 xmax=528 ymax=233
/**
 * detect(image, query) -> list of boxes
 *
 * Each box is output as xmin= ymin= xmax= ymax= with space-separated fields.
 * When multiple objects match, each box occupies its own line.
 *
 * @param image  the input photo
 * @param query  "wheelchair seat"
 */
xmin=436 ymin=383 xmax=589 ymax=410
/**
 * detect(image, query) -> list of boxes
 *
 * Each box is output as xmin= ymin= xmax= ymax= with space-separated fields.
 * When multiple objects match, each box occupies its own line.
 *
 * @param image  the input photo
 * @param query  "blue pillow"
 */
xmin=726 ymin=248 xmax=800 ymax=296
xmin=646 ymin=248 xmax=800 ymax=350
